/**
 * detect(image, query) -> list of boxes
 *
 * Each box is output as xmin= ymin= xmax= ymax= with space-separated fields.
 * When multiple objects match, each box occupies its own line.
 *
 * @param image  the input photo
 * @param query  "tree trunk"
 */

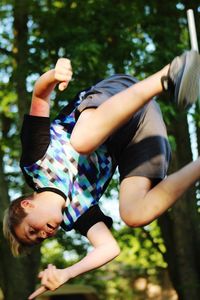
xmin=159 ymin=111 xmax=200 ymax=300
xmin=0 ymin=146 xmax=42 ymax=299
xmin=0 ymin=1 xmax=41 ymax=299
xmin=13 ymin=0 xmax=31 ymax=121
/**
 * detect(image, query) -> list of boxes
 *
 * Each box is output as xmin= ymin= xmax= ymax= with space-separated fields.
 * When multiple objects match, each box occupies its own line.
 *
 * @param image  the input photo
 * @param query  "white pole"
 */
xmin=186 ymin=9 xmax=200 ymax=147
xmin=186 ymin=9 xmax=199 ymax=52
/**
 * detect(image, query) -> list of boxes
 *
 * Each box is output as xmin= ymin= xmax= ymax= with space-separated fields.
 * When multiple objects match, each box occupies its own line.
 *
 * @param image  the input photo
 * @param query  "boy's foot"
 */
xmin=161 ymin=50 xmax=200 ymax=109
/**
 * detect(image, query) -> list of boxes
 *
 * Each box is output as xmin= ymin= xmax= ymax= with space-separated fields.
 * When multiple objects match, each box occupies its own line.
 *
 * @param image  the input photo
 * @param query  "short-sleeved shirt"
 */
xmin=20 ymin=110 xmax=115 ymax=234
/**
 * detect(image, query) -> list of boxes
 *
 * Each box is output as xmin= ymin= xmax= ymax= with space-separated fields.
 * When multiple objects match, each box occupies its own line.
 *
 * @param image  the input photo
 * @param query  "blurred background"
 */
xmin=0 ymin=0 xmax=200 ymax=299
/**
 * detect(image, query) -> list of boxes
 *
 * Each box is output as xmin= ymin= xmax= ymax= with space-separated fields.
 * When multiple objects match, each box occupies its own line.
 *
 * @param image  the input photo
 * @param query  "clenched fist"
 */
xmin=54 ymin=58 xmax=73 ymax=91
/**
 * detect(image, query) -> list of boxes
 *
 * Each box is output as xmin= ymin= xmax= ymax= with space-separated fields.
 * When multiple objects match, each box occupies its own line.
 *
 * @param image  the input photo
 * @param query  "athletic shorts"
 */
xmin=116 ymin=101 xmax=171 ymax=184
xmin=76 ymin=89 xmax=171 ymax=186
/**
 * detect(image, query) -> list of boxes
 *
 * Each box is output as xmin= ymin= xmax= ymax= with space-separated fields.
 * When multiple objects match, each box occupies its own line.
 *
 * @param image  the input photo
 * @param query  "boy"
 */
xmin=3 ymin=50 xmax=200 ymax=299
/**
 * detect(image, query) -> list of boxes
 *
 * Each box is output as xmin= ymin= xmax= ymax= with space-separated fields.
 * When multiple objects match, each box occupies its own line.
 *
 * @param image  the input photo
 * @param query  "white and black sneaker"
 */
xmin=161 ymin=50 xmax=200 ymax=109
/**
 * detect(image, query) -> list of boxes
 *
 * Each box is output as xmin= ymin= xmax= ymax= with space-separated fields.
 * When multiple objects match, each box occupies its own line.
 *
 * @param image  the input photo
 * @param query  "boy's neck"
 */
xmin=35 ymin=191 xmax=66 ymax=210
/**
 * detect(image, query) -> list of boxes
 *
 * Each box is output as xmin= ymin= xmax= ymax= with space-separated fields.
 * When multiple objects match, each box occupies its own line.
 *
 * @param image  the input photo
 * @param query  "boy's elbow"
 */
xmin=110 ymin=241 xmax=121 ymax=258
xmin=70 ymin=137 xmax=95 ymax=155
xmin=116 ymin=244 xmax=121 ymax=257
xmin=114 ymin=246 xmax=121 ymax=258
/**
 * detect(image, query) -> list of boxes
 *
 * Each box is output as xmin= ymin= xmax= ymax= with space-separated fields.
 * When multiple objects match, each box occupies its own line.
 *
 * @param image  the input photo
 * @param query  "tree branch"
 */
xmin=141 ymin=227 xmax=166 ymax=257
xmin=0 ymin=47 xmax=12 ymax=56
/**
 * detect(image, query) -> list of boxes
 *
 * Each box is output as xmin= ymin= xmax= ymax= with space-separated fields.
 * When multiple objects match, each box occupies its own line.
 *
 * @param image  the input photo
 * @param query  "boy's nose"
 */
xmin=39 ymin=230 xmax=47 ymax=238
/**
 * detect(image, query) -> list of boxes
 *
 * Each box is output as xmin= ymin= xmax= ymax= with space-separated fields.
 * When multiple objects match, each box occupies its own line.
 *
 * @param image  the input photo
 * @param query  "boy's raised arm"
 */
xmin=28 ymin=222 xmax=120 ymax=299
xmin=30 ymin=58 xmax=72 ymax=117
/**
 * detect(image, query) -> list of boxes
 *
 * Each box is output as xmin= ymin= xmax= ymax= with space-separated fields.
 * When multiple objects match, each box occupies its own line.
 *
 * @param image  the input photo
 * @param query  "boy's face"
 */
xmin=15 ymin=197 xmax=63 ymax=245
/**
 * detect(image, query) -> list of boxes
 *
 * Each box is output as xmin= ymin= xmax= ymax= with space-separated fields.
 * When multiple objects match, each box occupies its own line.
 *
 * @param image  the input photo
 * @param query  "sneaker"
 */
xmin=161 ymin=50 xmax=200 ymax=109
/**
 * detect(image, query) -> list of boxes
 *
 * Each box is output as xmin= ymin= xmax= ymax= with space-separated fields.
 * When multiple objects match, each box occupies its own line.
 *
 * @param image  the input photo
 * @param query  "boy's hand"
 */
xmin=54 ymin=58 xmax=73 ymax=91
xmin=28 ymin=285 xmax=47 ymax=300
xmin=28 ymin=264 xmax=70 ymax=299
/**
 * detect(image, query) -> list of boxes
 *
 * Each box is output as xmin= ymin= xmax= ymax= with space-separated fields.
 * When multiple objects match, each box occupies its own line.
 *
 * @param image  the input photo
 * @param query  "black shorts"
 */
xmin=76 ymin=91 xmax=171 ymax=186
xmin=116 ymin=101 xmax=171 ymax=184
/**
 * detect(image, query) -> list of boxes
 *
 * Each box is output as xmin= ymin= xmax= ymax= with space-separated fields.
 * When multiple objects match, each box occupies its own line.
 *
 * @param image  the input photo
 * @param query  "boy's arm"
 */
xmin=30 ymin=58 xmax=72 ymax=117
xmin=28 ymin=222 xmax=120 ymax=299
xmin=68 ymin=221 xmax=120 ymax=275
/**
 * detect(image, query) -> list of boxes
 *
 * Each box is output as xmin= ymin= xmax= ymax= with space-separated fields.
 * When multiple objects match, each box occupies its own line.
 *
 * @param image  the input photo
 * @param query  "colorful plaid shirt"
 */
xmin=21 ymin=108 xmax=114 ymax=231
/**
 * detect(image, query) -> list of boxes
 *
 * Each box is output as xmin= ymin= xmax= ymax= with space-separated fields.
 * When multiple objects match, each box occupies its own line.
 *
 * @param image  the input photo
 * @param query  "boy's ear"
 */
xmin=21 ymin=200 xmax=34 ymax=209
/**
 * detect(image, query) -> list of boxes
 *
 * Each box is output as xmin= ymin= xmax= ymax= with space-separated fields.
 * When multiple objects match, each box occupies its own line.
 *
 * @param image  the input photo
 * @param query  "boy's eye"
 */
xmin=29 ymin=228 xmax=37 ymax=235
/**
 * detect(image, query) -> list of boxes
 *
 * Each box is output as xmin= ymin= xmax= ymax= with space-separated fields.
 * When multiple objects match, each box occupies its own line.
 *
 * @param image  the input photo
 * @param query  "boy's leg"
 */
xmin=162 ymin=50 xmax=200 ymax=108
xmin=119 ymin=158 xmax=200 ymax=227
xmin=72 ymin=66 xmax=168 ymax=150
xmin=71 ymin=51 xmax=200 ymax=153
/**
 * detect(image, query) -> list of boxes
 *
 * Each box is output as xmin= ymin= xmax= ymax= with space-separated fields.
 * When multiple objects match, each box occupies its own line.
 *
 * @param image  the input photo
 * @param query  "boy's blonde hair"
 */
xmin=3 ymin=194 xmax=34 ymax=256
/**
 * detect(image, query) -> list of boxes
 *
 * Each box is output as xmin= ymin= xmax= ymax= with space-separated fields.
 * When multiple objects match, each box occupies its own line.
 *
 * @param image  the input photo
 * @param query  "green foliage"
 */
xmin=1 ymin=0 xmax=200 ymax=299
xmin=40 ymin=229 xmax=89 ymax=268
xmin=115 ymin=221 xmax=166 ymax=270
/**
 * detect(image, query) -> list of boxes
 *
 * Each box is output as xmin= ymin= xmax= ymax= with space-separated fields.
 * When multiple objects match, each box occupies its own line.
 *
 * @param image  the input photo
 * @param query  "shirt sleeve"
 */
xmin=75 ymin=92 xmax=109 ymax=120
xmin=20 ymin=114 xmax=51 ymax=166
xmin=73 ymin=205 xmax=113 ymax=236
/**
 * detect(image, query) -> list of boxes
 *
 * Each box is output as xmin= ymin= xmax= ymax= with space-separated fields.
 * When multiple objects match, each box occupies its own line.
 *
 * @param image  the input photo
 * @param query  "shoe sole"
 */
xmin=176 ymin=50 xmax=200 ymax=108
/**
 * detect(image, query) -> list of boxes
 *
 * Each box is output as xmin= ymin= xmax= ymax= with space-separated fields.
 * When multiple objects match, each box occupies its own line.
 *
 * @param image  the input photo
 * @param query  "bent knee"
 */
xmin=119 ymin=176 xmax=153 ymax=227
xmin=120 ymin=210 xmax=152 ymax=228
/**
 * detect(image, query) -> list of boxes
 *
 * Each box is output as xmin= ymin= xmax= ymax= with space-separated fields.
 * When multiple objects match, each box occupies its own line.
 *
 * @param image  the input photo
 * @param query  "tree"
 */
xmin=0 ymin=1 xmax=200 ymax=299
xmin=139 ymin=1 xmax=200 ymax=298
xmin=0 ymin=1 xmax=41 ymax=299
